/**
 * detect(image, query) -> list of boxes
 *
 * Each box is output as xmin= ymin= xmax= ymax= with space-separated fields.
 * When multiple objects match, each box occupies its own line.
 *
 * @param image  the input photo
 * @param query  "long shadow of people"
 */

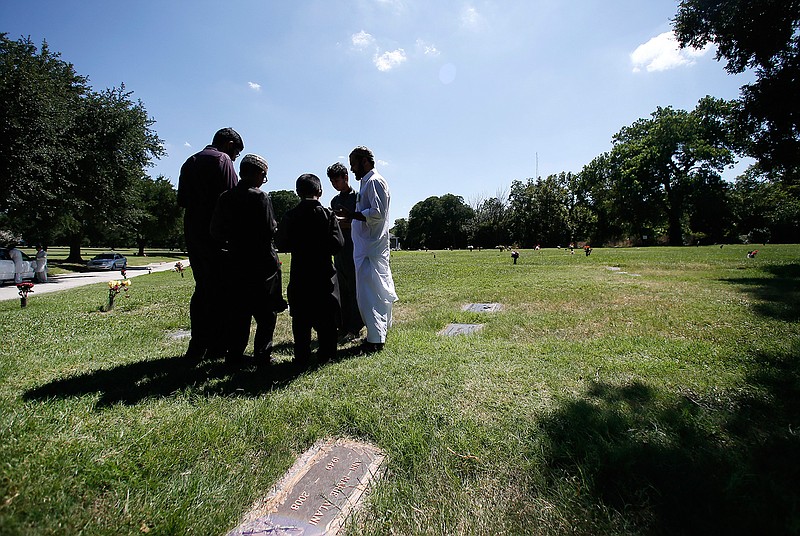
xmin=22 ymin=341 xmax=371 ymax=407
xmin=536 ymin=361 xmax=800 ymax=534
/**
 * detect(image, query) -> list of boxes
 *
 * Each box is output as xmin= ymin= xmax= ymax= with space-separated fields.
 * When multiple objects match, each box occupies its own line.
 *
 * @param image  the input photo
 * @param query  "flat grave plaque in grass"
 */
xmin=439 ymin=323 xmax=484 ymax=336
xmin=227 ymin=438 xmax=385 ymax=536
xmin=462 ymin=303 xmax=503 ymax=313
xmin=167 ymin=329 xmax=191 ymax=340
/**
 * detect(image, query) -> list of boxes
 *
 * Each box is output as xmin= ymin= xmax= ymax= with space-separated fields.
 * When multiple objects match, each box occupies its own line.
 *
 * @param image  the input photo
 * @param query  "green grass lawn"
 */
xmin=1 ymin=245 xmax=799 ymax=535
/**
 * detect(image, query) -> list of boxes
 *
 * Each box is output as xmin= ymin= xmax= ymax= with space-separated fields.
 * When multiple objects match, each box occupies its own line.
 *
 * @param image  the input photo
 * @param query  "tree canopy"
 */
xmin=674 ymin=0 xmax=800 ymax=188
xmin=405 ymin=194 xmax=474 ymax=250
xmin=580 ymin=96 xmax=743 ymax=245
xmin=0 ymin=34 xmax=164 ymax=259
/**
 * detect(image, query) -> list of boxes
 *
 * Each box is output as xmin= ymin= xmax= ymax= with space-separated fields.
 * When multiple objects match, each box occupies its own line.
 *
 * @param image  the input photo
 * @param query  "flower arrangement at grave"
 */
xmin=174 ymin=261 xmax=185 ymax=277
xmin=102 ymin=279 xmax=131 ymax=311
xmin=16 ymin=282 xmax=34 ymax=307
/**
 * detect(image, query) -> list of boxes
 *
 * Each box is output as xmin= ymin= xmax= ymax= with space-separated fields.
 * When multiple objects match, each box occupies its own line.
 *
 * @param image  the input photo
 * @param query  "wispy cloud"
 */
xmin=248 ymin=81 xmax=262 ymax=91
xmin=631 ymin=31 xmax=711 ymax=73
xmin=351 ymin=30 xmax=376 ymax=50
xmin=461 ymin=6 xmax=483 ymax=31
xmin=184 ymin=142 xmax=192 ymax=148
xmin=416 ymin=39 xmax=440 ymax=57
xmin=374 ymin=49 xmax=407 ymax=71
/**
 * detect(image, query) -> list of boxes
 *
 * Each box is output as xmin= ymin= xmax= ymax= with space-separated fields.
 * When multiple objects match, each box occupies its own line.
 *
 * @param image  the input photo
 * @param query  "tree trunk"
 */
xmin=65 ymin=237 xmax=84 ymax=263
xmin=664 ymin=179 xmax=684 ymax=246
xmin=137 ymin=241 xmax=146 ymax=257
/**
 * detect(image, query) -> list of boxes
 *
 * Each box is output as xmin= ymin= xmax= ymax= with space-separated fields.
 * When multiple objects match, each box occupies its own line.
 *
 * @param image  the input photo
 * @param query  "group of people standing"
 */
xmin=177 ymin=127 xmax=397 ymax=369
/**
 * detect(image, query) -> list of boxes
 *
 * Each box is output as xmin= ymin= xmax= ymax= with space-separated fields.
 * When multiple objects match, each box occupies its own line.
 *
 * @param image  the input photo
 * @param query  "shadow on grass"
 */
xmin=721 ymin=262 xmax=800 ymax=322
xmin=22 ymin=343 xmax=367 ymax=407
xmin=536 ymin=345 xmax=800 ymax=534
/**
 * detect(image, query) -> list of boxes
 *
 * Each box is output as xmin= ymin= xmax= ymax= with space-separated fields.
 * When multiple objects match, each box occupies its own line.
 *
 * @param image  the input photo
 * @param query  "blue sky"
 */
xmin=4 ymin=0 xmax=754 ymax=222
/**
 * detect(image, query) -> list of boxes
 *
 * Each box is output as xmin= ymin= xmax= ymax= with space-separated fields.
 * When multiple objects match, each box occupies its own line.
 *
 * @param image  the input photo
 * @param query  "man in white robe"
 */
xmin=340 ymin=146 xmax=398 ymax=352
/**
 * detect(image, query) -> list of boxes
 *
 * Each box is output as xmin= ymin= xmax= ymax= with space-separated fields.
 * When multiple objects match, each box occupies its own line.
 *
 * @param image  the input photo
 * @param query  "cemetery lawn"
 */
xmin=1 ymin=244 xmax=798 ymax=535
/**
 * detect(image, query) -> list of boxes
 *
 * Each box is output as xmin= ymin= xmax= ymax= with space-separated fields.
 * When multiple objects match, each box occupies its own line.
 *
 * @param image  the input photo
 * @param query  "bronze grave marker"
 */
xmin=227 ymin=438 xmax=385 ymax=536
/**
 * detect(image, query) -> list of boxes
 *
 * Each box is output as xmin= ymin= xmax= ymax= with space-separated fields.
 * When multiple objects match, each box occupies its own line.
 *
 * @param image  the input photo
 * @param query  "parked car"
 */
xmin=0 ymin=247 xmax=36 ymax=284
xmin=87 ymin=252 xmax=127 ymax=270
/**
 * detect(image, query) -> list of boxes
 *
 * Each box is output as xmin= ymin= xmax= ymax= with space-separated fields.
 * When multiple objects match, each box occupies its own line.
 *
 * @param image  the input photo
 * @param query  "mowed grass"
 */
xmin=1 ymin=244 xmax=798 ymax=535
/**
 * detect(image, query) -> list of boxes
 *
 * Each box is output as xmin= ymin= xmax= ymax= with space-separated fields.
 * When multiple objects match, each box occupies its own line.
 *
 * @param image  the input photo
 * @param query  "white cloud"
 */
xmin=631 ymin=31 xmax=711 ymax=73
xmin=416 ymin=39 xmax=440 ymax=57
xmin=377 ymin=159 xmax=389 ymax=167
xmin=351 ymin=30 xmax=376 ymax=50
xmin=184 ymin=142 xmax=192 ymax=148
xmin=248 ymin=81 xmax=262 ymax=91
xmin=374 ymin=49 xmax=407 ymax=71
xmin=461 ymin=6 xmax=483 ymax=31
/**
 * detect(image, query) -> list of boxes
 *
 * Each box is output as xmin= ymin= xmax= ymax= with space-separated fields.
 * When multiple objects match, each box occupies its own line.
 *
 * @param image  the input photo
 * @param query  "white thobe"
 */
xmin=352 ymin=169 xmax=398 ymax=343
xmin=9 ymin=247 xmax=23 ymax=284
xmin=36 ymin=250 xmax=47 ymax=282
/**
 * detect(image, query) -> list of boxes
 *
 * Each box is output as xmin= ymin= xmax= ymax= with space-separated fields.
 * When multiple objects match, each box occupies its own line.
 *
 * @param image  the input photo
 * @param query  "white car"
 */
xmin=0 ymin=247 xmax=36 ymax=284
xmin=87 ymin=252 xmax=127 ymax=270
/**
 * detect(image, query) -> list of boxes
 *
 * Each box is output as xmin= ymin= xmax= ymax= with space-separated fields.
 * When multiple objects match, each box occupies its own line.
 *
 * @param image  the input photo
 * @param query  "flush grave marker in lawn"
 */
xmin=462 ymin=303 xmax=503 ymax=313
xmin=226 ymin=438 xmax=385 ymax=536
xmin=167 ymin=329 xmax=191 ymax=340
xmin=439 ymin=323 xmax=484 ymax=336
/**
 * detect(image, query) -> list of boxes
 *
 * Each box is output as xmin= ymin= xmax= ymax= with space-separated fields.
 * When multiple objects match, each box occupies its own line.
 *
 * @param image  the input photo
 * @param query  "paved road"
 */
xmin=0 ymin=259 xmax=189 ymax=302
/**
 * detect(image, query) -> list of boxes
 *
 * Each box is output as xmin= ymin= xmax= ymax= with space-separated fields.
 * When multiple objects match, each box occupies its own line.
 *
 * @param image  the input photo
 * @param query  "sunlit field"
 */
xmin=1 ymin=244 xmax=798 ymax=535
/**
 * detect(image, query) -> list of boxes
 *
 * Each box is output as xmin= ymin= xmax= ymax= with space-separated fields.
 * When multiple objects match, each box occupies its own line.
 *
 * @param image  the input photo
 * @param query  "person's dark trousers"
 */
xmin=186 ymin=244 xmax=227 ymax=358
xmin=334 ymin=254 xmax=364 ymax=336
xmin=291 ymin=309 xmax=337 ymax=365
xmin=228 ymin=275 xmax=281 ymax=359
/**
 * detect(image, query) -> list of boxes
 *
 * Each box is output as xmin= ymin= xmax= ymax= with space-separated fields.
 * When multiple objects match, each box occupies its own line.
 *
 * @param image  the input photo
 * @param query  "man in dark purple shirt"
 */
xmin=177 ymin=127 xmax=243 ymax=360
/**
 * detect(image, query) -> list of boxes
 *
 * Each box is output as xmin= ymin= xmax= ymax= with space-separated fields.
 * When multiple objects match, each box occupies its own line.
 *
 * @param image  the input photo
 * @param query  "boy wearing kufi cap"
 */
xmin=211 ymin=153 xmax=287 ymax=368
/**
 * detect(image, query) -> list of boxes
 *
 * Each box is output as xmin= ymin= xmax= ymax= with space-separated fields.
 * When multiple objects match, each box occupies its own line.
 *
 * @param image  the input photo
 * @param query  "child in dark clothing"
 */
xmin=276 ymin=174 xmax=344 ymax=367
xmin=210 ymin=153 xmax=287 ymax=368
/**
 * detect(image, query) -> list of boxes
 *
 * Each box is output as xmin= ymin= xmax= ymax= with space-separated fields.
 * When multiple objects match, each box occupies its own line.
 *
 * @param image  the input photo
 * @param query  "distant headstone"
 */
xmin=227 ymin=438 xmax=385 ymax=536
xmin=439 ymin=323 xmax=484 ymax=336
xmin=462 ymin=303 xmax=503 ymax=313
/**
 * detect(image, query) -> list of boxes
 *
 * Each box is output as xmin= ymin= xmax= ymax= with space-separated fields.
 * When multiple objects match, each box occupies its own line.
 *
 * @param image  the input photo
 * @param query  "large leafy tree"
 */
xmin=591 ymin=96 xmax=742 ymax=245
xmin=127 ymin=175 xmax=183 ymax=255
xmin=269 ymin=190 xmax=300 ymax=226
xmin=507 ymin=175 xmax=573 ymax=247
xmin=674 ymin=0 xmax=800 ymax=188
xmin=465 ymin=195 xmax=509 ymax=248
xmin=405 ymin=194 xmax=474 ymax=249
xmin=730 ymin=166 xmax=800 ymax=243
xmin=0 ymin=34 xmax=87 ymax=244
xmin=61 ymin=85 xmax=164 ymax=260
xmin=390 ymin=218 xmax=408 ymax=246
xmin=0 ymin=35 xmax=164 ymax=259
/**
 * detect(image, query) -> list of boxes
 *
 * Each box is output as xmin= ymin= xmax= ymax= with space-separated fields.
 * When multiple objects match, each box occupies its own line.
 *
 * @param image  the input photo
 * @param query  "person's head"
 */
xmin=349 ymin=146 xmax=375 ymax=180
xmin=239 ymin=154 xmax=268 ymax=187
xmin=296 ymin=173 xmax=323 ymax=200
xmin=212 ymin=128 xmax=244 ymax=161
xmin=326 ymin=162 xmax=350 ymax=193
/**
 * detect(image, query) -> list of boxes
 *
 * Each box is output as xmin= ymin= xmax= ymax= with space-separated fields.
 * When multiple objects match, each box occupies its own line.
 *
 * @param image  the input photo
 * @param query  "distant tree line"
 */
xmin=393 ymin=1 xmax=800 ymax=248
xmin=394 ymin=97 xmax=798 ymax=249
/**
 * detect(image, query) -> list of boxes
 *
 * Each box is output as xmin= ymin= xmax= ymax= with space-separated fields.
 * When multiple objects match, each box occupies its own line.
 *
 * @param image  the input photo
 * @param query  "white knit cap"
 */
xmin=241 ymin=153 xmax=268 ymax=172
